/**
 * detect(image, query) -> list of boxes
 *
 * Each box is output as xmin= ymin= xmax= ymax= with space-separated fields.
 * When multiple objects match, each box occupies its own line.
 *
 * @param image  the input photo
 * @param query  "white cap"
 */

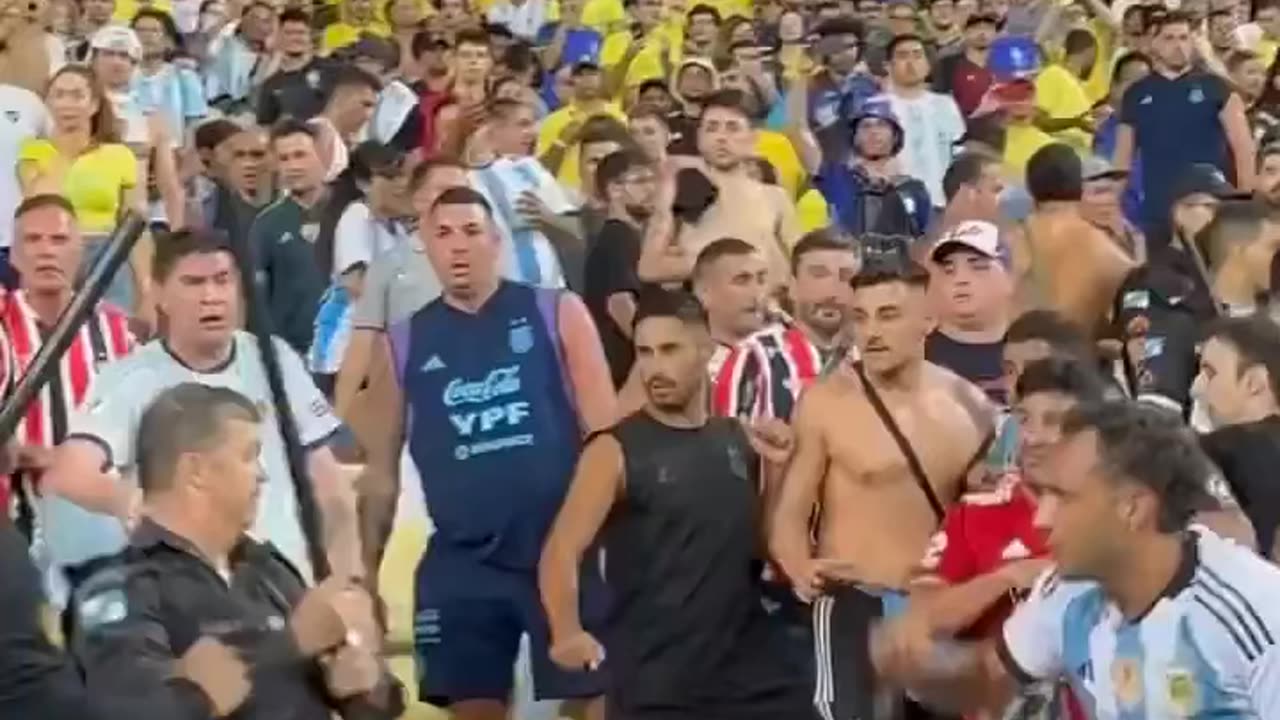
xmin=90 ymin=25 xmax=142 ymax=62
xmin=930 ymin=220 xmax=1009 ymax=266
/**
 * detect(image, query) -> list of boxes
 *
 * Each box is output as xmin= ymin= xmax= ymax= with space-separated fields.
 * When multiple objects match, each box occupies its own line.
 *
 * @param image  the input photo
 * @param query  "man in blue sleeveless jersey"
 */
xmin=385 ymin=186 xmax=616 ymax=720
xmin=875 ymin=401 xmax=1280 ymax=718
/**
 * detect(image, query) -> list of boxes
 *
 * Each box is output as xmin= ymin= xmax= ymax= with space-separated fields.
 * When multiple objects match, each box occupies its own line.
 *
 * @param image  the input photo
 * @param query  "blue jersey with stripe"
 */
xmin=1001 ymin=530 xmax=1280 ymax=718
xmin=389 ymin=281 xmax=581 ymax=570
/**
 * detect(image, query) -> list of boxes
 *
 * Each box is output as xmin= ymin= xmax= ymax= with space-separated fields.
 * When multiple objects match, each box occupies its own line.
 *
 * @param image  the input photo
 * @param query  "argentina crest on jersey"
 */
xmin=509 ymin=319 xmax=534 ymax=354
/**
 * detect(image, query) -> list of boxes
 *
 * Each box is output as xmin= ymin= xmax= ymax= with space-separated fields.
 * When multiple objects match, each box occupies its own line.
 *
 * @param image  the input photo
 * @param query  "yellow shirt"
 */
xmin=1034 ymin=64 xmax=1093 ymax=153
xmin=582 ymin=0 xmax=627 ymax=33
xmin=600 ymin=26 xmax=682 ymax=91
xmin=1259 ymin=37 xmax=1279 ymax=70
xmin=754 ymin=130 xmax=804 ymax=201
xmin=18 ymin=141 xmax=137 ymax=233
xmin=535 ymin=101 xmax=626 ymax=190
xmin=322 ymin=21 xmax=391 ymax=53
xmin=1046 ymin=20 xmax=1114 ymax=104
xmin=796 ymin=188 xmax=830 ymax=234
xmin=1003 ymin=124 xmax=1057 ymax=182
xmin=113 ymin=0 xmax=173 ymax=22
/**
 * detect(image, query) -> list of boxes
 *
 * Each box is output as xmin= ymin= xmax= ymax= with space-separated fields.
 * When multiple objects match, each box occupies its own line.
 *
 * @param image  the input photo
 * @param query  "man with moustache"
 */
xmin=771 ymin=256 xmax=996 ymax=720
xmin=539 ymin=288 xmax=814 ymax=720
xmin=1256 ymin=142 xmax=1280 ymax=215
xmin=714 ymin=229 xmax=860 ymax=422
xmin=383 ymin=187 xmax=616 ymax=720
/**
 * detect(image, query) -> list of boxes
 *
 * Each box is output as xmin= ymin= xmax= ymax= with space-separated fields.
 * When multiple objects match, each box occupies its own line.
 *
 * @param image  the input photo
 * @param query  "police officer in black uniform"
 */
xmin=64 ymin=383 xmax=403 ymax=720
xmin=1 ymin=510 xmax=257 ymax=718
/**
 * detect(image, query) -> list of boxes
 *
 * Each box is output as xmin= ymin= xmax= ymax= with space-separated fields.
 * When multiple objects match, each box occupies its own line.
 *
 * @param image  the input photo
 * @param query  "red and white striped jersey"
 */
xmin=712 ymin=323 xmax=845 ymax=422
xmin=0 ymin=290 xmax=134 ymax=448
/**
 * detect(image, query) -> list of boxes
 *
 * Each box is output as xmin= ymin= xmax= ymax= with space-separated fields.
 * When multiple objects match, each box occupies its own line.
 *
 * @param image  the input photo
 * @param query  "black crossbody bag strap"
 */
xmin=854 ymin=362 xmax=945 ymax=522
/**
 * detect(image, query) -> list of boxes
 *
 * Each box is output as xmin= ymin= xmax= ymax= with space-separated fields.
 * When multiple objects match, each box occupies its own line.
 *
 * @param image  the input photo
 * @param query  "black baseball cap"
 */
xmin=1170 ymin=163 xmax=1249 ymax=203
xmin=965 ymin=12 xmax=1001 ymax=28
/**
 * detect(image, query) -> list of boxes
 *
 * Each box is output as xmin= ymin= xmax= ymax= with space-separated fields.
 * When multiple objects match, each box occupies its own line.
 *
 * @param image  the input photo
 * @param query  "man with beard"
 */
xmin=583 ymin=149 xmax=658 ymax=388
xmin=1114 ymin=10 xmax=1255 ymax=239
xmin=1255 ymin=142 xmax=1280 ymax=216
xmin=926 ymin=221 xmax=1016 ymax=405
xmin=638 ymin=90 xmax=800 ymax=290
xmin=932 ymin=13 xmax=998 ymax=118
xmin=1079 ymin=156 xmax=1144 ymax=262
xmin=539 ymin=288 xmax=814 ymax=720
xmin=814 ymin=99 xmax=932 ymax=239
xmin=714 ymin=229 xmax=859 ymax=422
xmin=771 ymin=256 xmax=996 ymax=720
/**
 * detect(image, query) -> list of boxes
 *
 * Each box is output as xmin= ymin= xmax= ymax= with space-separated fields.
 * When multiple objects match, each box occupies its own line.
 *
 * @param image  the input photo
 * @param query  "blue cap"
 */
xmin=988 ymin=35 xmax=1041 ymax=82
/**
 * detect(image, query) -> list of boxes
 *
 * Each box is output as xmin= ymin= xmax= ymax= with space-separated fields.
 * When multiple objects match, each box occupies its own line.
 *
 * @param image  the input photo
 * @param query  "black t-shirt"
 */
xmin=256 ymin=58 xmax=338 ymax=126
xmin=925 ymin=329 xmax=1006 ymax=405
xmin=1201 ymin=416 xmax=1280 ymax=555
xmin=583 ymin=218 xmax=643 ymax=388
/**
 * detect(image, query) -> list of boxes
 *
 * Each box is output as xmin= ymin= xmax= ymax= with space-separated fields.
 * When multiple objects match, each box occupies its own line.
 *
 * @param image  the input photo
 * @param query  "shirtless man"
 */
xmin=1008 ymin=143 xmax=1134 ymax=339
xmin=771 ymin=256 xmax=995 ymax=720
xmin=637 ymin=88 xmax=800 ymax=290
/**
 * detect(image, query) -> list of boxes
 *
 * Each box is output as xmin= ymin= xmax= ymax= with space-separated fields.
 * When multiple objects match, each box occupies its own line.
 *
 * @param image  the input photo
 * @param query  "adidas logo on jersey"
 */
xmin=422 ymin=355 xmax=446 ymax=372
xmin=1001 ymin=539 xmax=1032 ymax=560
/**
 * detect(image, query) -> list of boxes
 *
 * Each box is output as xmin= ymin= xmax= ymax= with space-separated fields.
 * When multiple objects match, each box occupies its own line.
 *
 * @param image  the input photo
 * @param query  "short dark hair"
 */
xmin=632 ymin=286 xmax=708 ymax=330
xmin=1060 ymin=400 xmax=1216 ymax=532
xmin=1149 ymin=8 xmax=1194 ymax=34
xmin=455 ymin=27 xmax=491 ymax=50
xmin=886 ymin=33 xmax=926 ymax=59
xmin=430 ymin=185 xmax=493 ymax=216
xmin=1199 ymin=200 xmax=1268 ymax=266
xmin=628 ymin=103 xmax=670 ymax=127
xmin=1063 ymin=27 xmax=1097 ymax=55
xmin=409 ymin=155 xmax=466 ymax=193
xmin=14 ymin=193 xmax=76 ymax=223
xmin=330 ymin=65 xmax=382 ymax=96
xmin=1016 ymin=356 xmax=1108 ymax=404
xmin=269 ymin=117 xmax=317 ymax=144
xmin=278 ymin=7 xmax=310 ymax=26
xmin=699 ymin=88 xmax=751 ymax=124
xmin=152 ymin=228 xmax=235 ymax=282
xmin=1026 ymin=143 xmax=1083 ymax=203
xmin=411 ymin=29 xmax=451 ymax=58
xmin=137 ymin=383 xmax=261 ymax=495
xmin=578 ymin=115 xmax=634 ymax=149
xmin=1204 ymin=315 xmax=1280 ymax=407
xmin=194 ymin=118 xmax=242 ymax=153
xmin=687 ymin=3 xmax=721 ymax=23
xmin=849 ymin=255 xmax=930 ymax=291
xmin=943 ymin=151 xmax=1000 ymax=202
xmin=814 ymin=16 xmax=864 ymax=41
xmin=1005 ymin=309 xmax=1092 ymax=360
xmin=1112 ymin=51 xmax=1151 ymax=84
xmin=692 ymin=237 xmax=758 ymax=281
xmin=790 ymin=228 xmax=855 ymax=275
xmin=595 ymin=148 xmax=652 ymax=199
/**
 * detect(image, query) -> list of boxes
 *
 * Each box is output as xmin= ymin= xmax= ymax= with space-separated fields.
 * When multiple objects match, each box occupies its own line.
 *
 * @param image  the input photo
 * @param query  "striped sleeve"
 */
xmin=713 ymin=341 xmax=763 ymax=419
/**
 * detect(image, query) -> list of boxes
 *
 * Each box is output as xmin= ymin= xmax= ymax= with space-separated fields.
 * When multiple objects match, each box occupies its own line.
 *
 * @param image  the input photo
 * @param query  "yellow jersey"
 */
xmin=18 ymin=141 xmax=138 ymax=234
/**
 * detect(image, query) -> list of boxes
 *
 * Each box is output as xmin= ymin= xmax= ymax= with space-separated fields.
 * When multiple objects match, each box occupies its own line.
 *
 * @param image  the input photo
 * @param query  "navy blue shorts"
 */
xmin=413 ymin=540 xmax=609 ymax=706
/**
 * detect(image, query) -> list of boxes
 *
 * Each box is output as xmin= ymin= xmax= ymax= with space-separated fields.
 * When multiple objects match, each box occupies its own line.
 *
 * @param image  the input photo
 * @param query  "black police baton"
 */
xmin=226 ymin=226 xmax=331 ymax=582
xmin=0 ymin=213 xmax=146 ymax=441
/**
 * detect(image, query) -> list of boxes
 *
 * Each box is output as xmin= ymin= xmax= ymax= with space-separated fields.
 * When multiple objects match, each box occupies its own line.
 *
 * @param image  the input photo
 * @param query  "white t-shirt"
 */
xmin=55 ymin=333 xmax=341 ymax=584
xmin=486 ymin=0 xmax=551 ymax=40
xmin=0 ymin=85 xmax=49 ymax=249
xmin=885 ymin=90 xmax=965 ymax=207
xmin=332 ymin=202 xmax=411 ymax=277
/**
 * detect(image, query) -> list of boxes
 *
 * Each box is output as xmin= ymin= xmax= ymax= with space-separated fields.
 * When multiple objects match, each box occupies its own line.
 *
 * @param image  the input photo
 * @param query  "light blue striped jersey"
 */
xmin=1000 ymin=529 xmax=1280 ymax=719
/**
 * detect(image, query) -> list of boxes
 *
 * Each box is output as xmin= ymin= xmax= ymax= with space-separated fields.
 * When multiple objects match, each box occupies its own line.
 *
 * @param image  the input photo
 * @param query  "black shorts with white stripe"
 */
xmin=811 ymin=585 xmax=883 ymax=720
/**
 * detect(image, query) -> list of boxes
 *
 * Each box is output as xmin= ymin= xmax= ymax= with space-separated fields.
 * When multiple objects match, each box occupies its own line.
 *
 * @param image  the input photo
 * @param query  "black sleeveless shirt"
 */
xmin=601 ymin=412 xmax=808 ymax=715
